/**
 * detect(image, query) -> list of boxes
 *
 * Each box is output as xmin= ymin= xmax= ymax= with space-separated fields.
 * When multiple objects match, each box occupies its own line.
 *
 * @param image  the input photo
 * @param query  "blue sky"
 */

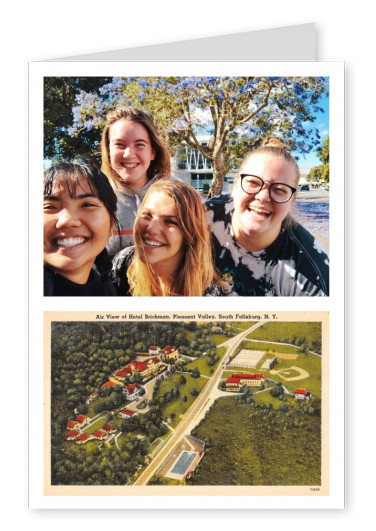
xmin=294 ymin=92 xmax=329 ymax=170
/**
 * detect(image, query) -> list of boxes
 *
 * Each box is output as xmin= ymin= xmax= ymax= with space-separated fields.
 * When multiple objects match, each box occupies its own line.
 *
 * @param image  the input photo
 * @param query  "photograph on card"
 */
xmin=43 ymin=76 xmax=329 ymax=297
xmin=44 ymin=311 xmax=328 ymax=496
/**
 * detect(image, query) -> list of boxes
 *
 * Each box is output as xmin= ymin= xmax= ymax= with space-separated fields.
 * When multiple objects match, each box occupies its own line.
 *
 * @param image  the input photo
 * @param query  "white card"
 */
xmin=29 ymin=25 xmax=344 ymax=510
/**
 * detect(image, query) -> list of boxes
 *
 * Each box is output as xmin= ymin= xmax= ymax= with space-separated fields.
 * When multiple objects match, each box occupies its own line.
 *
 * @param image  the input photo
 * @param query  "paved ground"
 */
xmin=296 ymin=189 xmax=329 ymax=203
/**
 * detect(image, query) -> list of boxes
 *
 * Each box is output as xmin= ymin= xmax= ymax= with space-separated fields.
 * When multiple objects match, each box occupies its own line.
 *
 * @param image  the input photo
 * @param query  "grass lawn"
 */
xmin=212 ymin=334 xmax=229 ymax=346
xmin=248 ymin=322 xmax=322 ymax=345
xmin=235 ymin=340 xmax=300 ymax=355
xmin=184 ymin=347 xmax=227 ymax=377
xmin=268 ymin=353 xmax=321 ymax=397
xmin=155 ymin=373 xmax=208 ymax=428
xmin=84 ymin=416 xmax=109 ymax=435
xmin=184 ymin=357 xmax=214 ymax=376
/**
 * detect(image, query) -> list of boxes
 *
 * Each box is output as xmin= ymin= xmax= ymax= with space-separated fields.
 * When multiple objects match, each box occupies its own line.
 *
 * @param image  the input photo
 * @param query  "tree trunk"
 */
xmin=207 ymin=152 xmax=229 ymax=198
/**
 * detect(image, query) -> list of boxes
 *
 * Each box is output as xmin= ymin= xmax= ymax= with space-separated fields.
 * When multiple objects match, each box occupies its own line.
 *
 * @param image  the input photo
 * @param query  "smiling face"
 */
xmin=109 ymin=119 xmax=156 ymax=190
xmin=43 ymin=174 xmax=112 ymax=284
xmin=232 ymin=153 xmax=297 ymax=251
xmin=135 ymin=191 xmax=185 ymax=280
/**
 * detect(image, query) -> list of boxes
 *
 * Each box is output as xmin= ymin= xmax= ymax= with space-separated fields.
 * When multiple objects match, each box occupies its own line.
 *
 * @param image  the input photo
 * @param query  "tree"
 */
xmin=64 ymin=76 xmax=328 ymax=196
xmin=270 ymin=383 xmax=284 ymax=398
xmin=307 ymin=136 xmax=329 ymax=183
xmin=44 ymin=77 xmax=112 ymax=161
xmin=191 ymin=367 xmax=201 ymax=378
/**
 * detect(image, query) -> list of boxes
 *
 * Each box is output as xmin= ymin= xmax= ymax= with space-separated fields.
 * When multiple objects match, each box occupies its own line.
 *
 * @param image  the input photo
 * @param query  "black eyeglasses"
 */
xmin=240 ymin=174 xmax=296 ymax=203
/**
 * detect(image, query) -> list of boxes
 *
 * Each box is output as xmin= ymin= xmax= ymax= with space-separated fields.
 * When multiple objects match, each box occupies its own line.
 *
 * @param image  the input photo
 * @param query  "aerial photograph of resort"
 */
xmin=49 ymin=318 xmax=324 ymax=488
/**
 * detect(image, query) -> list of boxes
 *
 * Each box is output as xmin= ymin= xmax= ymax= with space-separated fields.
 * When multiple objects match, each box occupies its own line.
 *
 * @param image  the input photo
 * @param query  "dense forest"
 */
xmin=189 ymin=396 xmax=321 ymax=486
xmin=50 ymin=320 xmax=219 ymax=485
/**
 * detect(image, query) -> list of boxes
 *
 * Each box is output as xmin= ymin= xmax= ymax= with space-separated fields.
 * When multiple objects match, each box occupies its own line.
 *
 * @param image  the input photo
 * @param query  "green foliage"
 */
xmin=307 ymin=136 xmax=329 ymax=183
xmin=153 ymin=373 xmax=207 ymax=426
xmin=50 ymin=321 xmax=190 ymax=485
xmin=190 ymin=397 xmax=321 ymax=486
xmin=270 ymin=383 xmax=284 ymax=398
xmin=45 ymin=76 xmax=328 ymax=196
xmin=44 ymin=77 xmax=111 ymax=161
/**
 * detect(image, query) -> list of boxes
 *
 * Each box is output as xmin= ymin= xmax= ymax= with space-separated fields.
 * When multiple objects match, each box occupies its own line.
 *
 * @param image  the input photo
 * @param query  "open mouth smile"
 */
xmin=54 ymin=237 xmax=88 ymax=248
xmin=121 ymin=162 xmax=139 ymax=169
xmin=143 ymin=239 xmax=165 ymax=248
xmin=247 ymin=205 xmax=271 ymax=218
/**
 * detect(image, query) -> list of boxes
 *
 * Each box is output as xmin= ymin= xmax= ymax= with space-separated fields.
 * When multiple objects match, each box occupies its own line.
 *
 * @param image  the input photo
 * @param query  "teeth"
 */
xmin=56 ymin=237 xmax=86 ymax=247
xmin=144 ymin=239 xmax=164 ymax=247
xmin=250 ymin=207 xmax=270 ymax=215
xmin=122 ymin=163 xmax=138 ymax=168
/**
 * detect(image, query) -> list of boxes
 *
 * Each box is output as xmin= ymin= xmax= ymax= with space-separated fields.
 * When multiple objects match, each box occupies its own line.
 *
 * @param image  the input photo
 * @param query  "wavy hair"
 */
xmin=127 ymin=180 xmax=218 ymax=296
xmin=100 ymin=106 xmax=171 ymax=191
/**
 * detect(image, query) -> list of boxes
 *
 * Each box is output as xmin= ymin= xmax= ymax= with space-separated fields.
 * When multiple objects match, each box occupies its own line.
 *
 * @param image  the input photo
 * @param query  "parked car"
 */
xmin=300 ymin=184 xmax=309 ymax=191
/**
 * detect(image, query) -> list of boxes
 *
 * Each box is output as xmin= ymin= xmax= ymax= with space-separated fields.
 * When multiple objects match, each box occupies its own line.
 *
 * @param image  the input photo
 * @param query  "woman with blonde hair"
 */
xmin=111 ymin=180 xmax=223 ymax=296
xmin=101 ymin=106 xmax=171 ymax=256
xmin=206 ymin=137 xmax=329 ymax=296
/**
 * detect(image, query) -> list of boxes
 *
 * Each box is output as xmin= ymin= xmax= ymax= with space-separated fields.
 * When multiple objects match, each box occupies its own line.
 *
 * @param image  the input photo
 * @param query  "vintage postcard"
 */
xmin=42 ymin=311 xmax=329 ymax=504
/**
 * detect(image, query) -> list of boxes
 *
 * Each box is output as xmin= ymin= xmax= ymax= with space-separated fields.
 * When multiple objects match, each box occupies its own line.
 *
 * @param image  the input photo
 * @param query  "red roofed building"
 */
xmin=225 ymin=377 xmax=241 ymax=391
xmin=86 ymin=391 xmax=98 ymax=404
xmin=66 ymin=420 xmax=79 ymax=430
xmin=226 ymin=373 xmax=265 ymax=391
xmin=119 ymin=408 xmax=138 ymax=419
xmin=123 ymin=383 xmax=142 ymax=400
xmin=160 ymin=345 xmax=179 ymax=362
xmin=114 ymin=357 xmax=165 ymax=383
xmin=75 ymin=433 xmax=92 ymax=445
xmin=76 ymin=415 xmax=89 ymax=424
xmin=113 ymin=367 xmax=132 ymax=379
xmin=93 ymin=430 xmax=108 ymax=440
xmin=102 ymin=423 xmax=117 ymax=433
xmin=233 ymin=373 xmax=265 ymax=386
xmin=65 ymin=430 xmax=79 ymax=440
xmin=294 ymin=388 xmax=312 ymax=400
xmin=102 ymin=381 xmax=116 ymax=388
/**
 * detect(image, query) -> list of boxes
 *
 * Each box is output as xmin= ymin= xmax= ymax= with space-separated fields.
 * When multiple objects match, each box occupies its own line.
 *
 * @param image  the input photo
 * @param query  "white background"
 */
xmin=1 ymin=0 xmax=370 ymax=527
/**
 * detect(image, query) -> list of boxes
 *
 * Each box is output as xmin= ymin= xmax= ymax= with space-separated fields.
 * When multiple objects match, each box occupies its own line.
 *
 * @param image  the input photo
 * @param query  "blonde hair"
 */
xmin=238 ymin=136 xmax=300 ymax=189
xmin=127 ymin=180 xmax=218 ymax=296
xmin=236 ymin=136 xmax=299 ymax=229
xmin=100 ymin=107 xmax=171 ymax=191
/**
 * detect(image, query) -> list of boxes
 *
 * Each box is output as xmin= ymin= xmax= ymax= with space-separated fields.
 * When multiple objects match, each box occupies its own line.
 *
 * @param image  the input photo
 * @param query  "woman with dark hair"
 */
xmin=101 ymin=107 xmax=171 ymax=256
xmin=206 ymin=137 xmax=329 ymax=296
xmin=111 ymin=180 xmax=223 ymax=296
xmin=43 ymin=158 xmax=119 ymax=296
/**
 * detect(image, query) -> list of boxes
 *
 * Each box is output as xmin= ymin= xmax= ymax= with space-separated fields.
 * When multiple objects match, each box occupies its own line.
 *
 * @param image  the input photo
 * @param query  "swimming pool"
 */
xmin=171 ymin=451 xmax=196 ymax=475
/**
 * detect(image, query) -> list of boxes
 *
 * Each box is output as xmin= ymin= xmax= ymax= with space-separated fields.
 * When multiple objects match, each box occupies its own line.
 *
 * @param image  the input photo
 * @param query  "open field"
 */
xmin=247 ymin=322 xmax=322 ymax=345
xmin=155 ymin=373 xmax=208 ymax=428
xmin=235 ymin=340 xmax=300 ymax=355
xmin=184 ymin=347 xmax=227 ymax=376
xmin=212 ymin=334 xmax=229 ymax=346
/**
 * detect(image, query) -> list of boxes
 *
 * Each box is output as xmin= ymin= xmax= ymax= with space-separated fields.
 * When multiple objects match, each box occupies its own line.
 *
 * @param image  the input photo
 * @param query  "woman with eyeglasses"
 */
xmin=206 ymin=137 xmax=329 ymax=296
